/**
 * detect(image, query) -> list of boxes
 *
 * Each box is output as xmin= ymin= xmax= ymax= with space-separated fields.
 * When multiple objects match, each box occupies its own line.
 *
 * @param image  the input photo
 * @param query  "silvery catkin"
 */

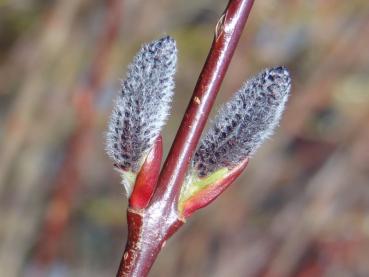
xmin=106 ymin=36 xmax=177 ymax=172
xmin=193 ymin=66 xmax=291 ymax=177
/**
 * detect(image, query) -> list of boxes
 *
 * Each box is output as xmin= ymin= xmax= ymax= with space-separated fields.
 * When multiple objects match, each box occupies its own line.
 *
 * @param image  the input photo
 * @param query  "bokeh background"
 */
xmin=1 ymin=0 xmax=369 ymax=276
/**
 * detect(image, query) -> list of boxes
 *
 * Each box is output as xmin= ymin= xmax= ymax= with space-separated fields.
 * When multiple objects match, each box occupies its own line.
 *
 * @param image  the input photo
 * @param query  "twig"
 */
xmin=116 ymin=0 xmax=255 ymax=276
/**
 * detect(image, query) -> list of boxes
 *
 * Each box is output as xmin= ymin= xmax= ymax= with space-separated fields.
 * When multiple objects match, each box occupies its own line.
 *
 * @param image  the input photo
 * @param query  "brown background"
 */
xmin=1 ymin=0 xmax=369 ymax=276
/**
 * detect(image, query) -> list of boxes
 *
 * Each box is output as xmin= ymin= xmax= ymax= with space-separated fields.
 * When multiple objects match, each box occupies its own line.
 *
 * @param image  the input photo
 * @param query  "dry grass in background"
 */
xmin=1 ymin=0 xmax=369 ymax=276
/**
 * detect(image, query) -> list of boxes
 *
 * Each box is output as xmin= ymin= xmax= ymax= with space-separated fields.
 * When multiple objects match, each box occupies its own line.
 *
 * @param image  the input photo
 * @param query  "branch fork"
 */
xmin=115 ymin=1 xmax=255 ymax=273
xmin=105 ymin=0 xmax=290 ymax=276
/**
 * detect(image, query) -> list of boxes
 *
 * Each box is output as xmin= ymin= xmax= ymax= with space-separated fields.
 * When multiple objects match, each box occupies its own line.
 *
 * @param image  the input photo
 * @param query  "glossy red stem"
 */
xmin=117 ymin=208 xmax=184 ymax=277
xmin=151 ymin=0 xmax=254 ymax=207
xmin=117 ymin=1 xmax=255 ymax=276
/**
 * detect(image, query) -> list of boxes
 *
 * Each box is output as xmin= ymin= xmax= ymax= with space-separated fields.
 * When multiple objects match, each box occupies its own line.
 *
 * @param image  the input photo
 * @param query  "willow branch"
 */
xmin=117 ymin=0 xmax=255 ymax=276
xmin=151 ymin=0 xmax=254 ymax=205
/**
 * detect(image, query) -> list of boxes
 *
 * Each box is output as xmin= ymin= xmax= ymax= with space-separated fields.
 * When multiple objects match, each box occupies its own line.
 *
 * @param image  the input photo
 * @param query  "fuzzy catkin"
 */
xmin=106 ymin=36 xmax=177 ymax=172
xmin=193 ymin=66 xmax=291 ymax=177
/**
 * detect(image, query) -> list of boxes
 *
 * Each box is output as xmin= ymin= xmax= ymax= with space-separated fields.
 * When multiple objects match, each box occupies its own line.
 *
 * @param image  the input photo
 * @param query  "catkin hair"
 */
xmin=106 ymin=36 xmax=177 ymax=172
xmin=193 ymin=66 xmax=291 ymax=177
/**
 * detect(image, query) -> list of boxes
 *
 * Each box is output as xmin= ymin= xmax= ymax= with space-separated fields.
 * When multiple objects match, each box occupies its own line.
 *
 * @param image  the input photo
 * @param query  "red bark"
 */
xmin=117 ymin=1 xmax=255 ymax=276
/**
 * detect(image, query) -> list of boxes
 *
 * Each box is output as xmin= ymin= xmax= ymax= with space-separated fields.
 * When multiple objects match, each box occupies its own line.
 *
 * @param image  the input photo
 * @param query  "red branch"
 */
xmin=117 ymin=0 xmax=255 ymax=276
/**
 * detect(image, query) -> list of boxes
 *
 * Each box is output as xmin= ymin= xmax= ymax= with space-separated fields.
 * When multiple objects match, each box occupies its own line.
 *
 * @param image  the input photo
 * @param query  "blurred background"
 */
xmin=1 ymin=0 xmax=369 ymax=276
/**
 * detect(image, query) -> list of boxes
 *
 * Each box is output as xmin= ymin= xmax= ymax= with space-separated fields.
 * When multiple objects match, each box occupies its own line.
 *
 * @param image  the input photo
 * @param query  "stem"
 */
xmin=117 ymin=209 xmax=183 ymax=277
xmin=152 ymin=0 xmax=254 ymax=207
xmin=117 ymin=0 xmax=255 ymax=276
